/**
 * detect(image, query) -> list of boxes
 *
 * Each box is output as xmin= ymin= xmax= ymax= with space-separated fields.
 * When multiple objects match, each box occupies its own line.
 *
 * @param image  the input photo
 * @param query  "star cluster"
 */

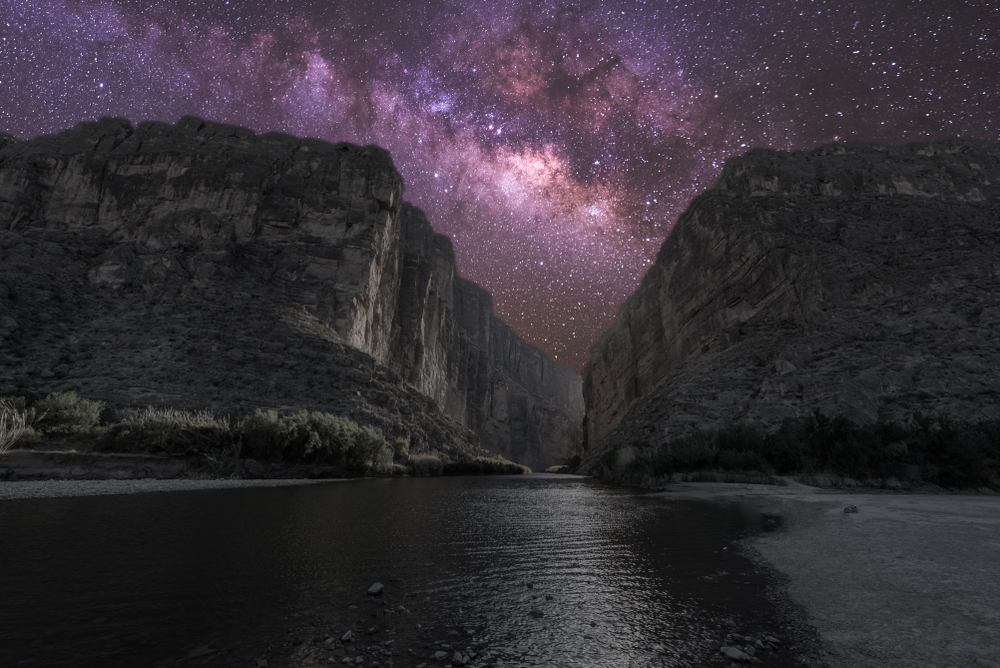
xmin=2 ymin=0 xmax=997 ymax=370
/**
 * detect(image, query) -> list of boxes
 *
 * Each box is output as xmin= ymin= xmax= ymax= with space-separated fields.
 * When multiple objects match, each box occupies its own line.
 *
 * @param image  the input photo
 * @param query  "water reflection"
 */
xmin=0 ymin=476 xmax=801 ymax=667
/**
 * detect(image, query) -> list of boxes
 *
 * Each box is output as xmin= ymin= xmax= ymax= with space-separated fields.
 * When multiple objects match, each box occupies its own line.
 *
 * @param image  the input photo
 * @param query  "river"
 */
xmin=0 ymin=475 xmax=804 ymax=667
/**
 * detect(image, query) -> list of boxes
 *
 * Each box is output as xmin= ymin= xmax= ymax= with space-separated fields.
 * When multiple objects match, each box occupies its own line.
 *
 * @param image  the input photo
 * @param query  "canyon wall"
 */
xmin=389 ymin=204 xmax=583 ymax=469
xmin=583 ymin=138 xmax=1000 ymax=467
xmin=0 ymin=117 xmax=582 ymax=469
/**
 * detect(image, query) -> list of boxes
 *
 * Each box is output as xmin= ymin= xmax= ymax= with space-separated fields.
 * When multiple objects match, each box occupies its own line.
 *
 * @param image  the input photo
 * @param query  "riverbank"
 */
xmin=649 ymin=479 xmax=1000 ymax=668
xmin=0 ymin=446 xmax=366 ymax=482
xmin=0 ymin=477 xmax=342 ymax=500
xmin=0 ymin=444 xmax=528 ymax=485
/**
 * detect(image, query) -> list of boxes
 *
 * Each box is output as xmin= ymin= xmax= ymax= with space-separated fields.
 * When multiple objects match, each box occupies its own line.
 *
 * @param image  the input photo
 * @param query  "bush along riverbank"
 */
xmin=0 ymin=391 xmax=528 ymax=480
xmin=588 ymin=411 xmax=1000 ymax=491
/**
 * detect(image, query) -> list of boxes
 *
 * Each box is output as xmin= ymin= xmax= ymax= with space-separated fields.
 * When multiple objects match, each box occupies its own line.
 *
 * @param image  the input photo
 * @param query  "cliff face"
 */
xmin=0 ymin=117 xmax=582 ymax=468
xmin=583 ymin=139 xmax=1000 ymax=466
xmin=391 ymin=205 xmax=583 ymax=470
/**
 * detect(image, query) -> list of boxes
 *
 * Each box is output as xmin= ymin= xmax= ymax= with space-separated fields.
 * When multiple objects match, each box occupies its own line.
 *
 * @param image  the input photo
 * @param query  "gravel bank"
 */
xmin=649 ymin=479 xmax=1000 ymax=668
xmin=0 ymin=478 xmax=346 ymax=500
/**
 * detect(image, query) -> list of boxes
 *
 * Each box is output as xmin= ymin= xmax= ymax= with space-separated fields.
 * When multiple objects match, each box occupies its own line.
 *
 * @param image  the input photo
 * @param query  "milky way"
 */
xmin=2 ymin=0 xmax=997 ymax=370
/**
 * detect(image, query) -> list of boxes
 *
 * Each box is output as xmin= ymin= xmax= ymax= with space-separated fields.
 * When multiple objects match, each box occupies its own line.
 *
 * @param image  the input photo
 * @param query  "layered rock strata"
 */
xmin=0 ymin=117 xmax=582 ymax=469
xmin=583 ymin=139 xmax=1000 ymax=468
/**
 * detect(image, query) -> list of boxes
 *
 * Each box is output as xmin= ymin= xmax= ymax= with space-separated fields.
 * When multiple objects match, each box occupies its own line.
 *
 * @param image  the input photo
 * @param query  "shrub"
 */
xmin=443 ymin=456 xmax=528 ymax=476
xmin=236 ymin=410 xmax=391 ymax=471
xmin=407 ymin=453 xmax=443 ymax=476
xmin=235 ymin=410 xmax=286 ymax=461
xmin=593 ymin=412 xmax=1000 ymax=489
xmin=658 ymin=435 xmax=716 ymax=473
xmin=33 ymin=392 xmax=107 ymax=436
xmin=717 ymin=448 xmax=773 ymax=473
xmin=102 ymin=408 xmax=235 ymax=454
xmin=343 ymin=424 xmax=392 ymax=471
xmin=98 ymin=406 xmax=391 ymax=472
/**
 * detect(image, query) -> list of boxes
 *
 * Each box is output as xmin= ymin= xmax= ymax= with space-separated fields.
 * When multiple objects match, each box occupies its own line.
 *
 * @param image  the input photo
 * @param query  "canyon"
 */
xmin=6 ymin=119 xmax=997 ymax=477
xmin=0 ymin=117 xmax=583 ymax=471
xmin=582 ymin=138 xmax=1000 ymax=470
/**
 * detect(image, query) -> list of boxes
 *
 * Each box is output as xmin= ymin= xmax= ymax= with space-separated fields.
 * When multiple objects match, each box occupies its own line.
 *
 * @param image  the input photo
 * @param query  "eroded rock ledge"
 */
xmin=0 ymin=116 xmax=583 ymax=470
xmin=583 ymin=138 xmax=1000 ymax=468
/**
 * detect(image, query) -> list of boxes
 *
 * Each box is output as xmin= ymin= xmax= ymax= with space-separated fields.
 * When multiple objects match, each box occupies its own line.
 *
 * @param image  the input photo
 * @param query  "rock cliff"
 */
xmin=583 ymin=138 xmax=1000 ymax=468
xmin=0 ymin=117 xmax=582 ymax=469
xmin=392 ymin=205 xmax=584 ymax=468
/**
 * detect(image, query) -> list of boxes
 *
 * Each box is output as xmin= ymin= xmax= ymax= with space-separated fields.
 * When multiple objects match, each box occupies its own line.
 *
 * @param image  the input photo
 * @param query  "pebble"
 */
xmin=720 ymin=646 xmax=751 ymax=662
xmin=434 ymin=651 xmax=448 ymax=660
xmin=342 ymin=632 xmax=355 ymax=643
xmin=368 ymin=583 xmax=384 ymax=596
xmin=186 ymin=646 xmax=215 ymax=659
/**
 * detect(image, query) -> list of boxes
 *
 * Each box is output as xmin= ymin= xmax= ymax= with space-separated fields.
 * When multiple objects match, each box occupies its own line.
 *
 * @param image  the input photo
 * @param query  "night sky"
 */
xmin=1 ymin=1 xmax=997 ymax=370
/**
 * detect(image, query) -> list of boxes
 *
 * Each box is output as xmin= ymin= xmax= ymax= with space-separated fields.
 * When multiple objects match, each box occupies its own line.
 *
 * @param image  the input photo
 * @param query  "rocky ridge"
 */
xmin=0 ymin=117 xmax=582 ymax=469
xmin=583 ymin=138 xmax=1000 ymax=468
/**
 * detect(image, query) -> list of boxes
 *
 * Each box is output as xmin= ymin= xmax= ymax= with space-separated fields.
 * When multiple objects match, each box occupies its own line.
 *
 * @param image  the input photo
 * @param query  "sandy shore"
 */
xmin=0 ymin=477 xmax=346 ymax=500
xmin=649 ymin=479 xmax=1000 ymax=668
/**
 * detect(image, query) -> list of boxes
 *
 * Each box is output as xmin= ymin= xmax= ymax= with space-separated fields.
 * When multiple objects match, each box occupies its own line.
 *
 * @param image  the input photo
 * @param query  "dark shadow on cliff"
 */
xmin=589 ymin=411 xmax=1000 ymax=490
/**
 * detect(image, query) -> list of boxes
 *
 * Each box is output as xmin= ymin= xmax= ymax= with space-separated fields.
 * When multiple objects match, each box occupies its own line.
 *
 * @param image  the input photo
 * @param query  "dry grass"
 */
xmin=443 ymin=456 xmax=529 ymax=476
xmin=407 ymin=453 xmax=443 ymax=476
xmin=105 ymin=407 xmax=233 ymax=454
xmin=0 ymin=400 xmax=29 ymax=452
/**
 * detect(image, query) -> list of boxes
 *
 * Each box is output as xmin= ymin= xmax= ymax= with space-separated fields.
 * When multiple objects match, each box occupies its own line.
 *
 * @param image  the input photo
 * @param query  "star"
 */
xmin=2 ymin=0 xmax=996 ymax=370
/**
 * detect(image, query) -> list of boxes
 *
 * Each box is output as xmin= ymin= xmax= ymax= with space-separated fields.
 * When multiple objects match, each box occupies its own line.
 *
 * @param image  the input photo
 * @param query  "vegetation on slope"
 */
xmin=0 ymin=391 xmax=525 ymax=477
xmin=590 ymin=411 xmax=1000 ymax=490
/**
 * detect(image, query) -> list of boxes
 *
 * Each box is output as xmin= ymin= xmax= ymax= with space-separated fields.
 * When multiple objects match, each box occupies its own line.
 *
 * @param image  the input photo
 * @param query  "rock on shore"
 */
xmin=0 ymin=117 xmax=583 ymax=469
xmin=583 ymin=138 xmax=1000 ymax=468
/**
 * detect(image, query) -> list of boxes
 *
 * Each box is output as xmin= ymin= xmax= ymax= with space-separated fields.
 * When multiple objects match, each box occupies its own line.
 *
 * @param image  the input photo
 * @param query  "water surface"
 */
xmin=0 ymin=475 xmax=801 ymax=667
